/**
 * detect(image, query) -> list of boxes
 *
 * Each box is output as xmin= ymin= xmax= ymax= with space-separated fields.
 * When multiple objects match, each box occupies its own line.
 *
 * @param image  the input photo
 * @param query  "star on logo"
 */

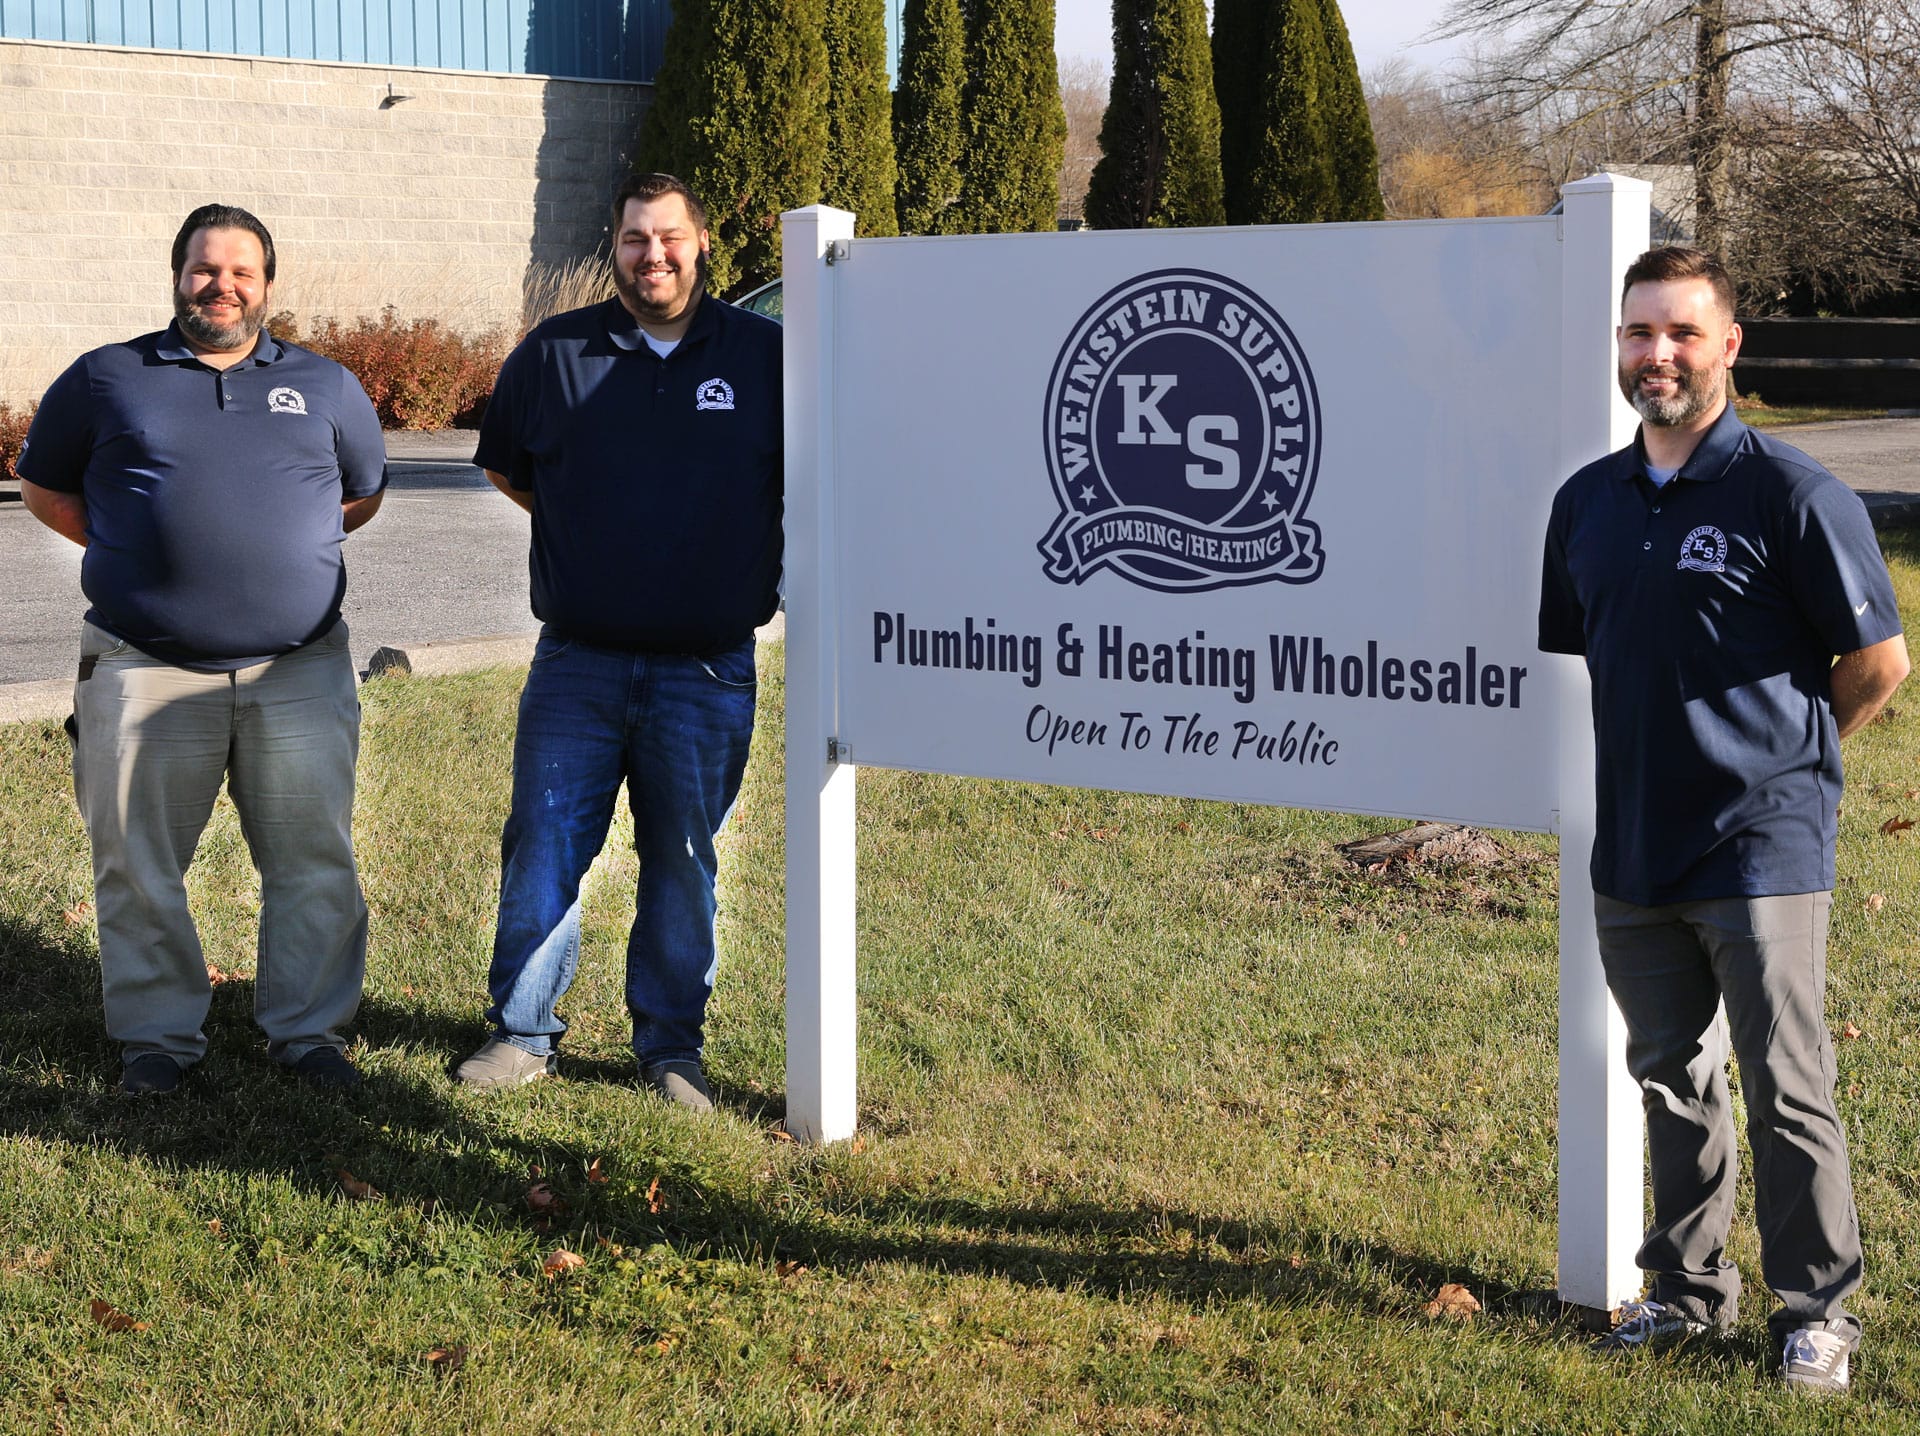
xmin=1078 ymin=484 xmax=1097 ymax=506
xmin=1260 ymin=489 xmax=1280 ymax=512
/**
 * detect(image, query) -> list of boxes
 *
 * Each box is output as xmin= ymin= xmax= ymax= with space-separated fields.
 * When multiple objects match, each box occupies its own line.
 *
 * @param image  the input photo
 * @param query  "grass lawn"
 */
xmin=1734 ymin=397 xmax=1890 ymax=428
xmin=6 ymin=537 xmax=1920 ymax=1431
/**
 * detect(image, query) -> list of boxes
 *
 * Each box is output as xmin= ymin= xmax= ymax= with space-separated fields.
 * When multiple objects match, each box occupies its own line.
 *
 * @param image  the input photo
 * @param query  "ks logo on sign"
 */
xmin=1038 ymin=269 xmax=1324 ymax=592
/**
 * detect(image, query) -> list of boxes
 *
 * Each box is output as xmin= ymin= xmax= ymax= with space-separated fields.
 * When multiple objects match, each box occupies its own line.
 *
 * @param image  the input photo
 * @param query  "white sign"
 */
xmin=833 ymin=222 xmax=1564 ymax=831
xmin=782 ymin=179 xmax=1652 ymax=1315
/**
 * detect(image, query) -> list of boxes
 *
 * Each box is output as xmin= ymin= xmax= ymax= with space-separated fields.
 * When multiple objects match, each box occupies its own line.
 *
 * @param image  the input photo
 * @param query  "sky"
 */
xmin=1054 ymin=0 xmax=1469 ymax=78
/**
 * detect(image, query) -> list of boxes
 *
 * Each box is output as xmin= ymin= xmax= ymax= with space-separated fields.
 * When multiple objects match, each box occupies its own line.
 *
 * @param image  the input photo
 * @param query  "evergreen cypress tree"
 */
xmin=1212 ymin=0 xmax=1380 ymax=225
xmin=1316 ymin=0 xmax=1384 ymax=221
xmin=822 ymin=0 xmax=900 ymax=236
xmin=892 ymin=0 xmax=967 ymax=234
xmin=636 ymin=0 xmax=829 ymax=295
xmin=953 ymin=0 xmax=1067 ymax=233
xmin=1084 ymin=0 xmax=1225 ymax=229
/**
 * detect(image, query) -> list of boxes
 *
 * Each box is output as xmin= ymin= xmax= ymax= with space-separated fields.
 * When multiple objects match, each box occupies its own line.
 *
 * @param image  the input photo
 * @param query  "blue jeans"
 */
xmin=486 ymin=631 xmax=757 ymax=1064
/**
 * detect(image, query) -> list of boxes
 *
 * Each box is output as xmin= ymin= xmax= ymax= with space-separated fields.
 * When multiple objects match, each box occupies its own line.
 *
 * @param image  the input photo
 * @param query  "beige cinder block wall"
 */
xmin=0 ymin=38 xmax=649 ymax=406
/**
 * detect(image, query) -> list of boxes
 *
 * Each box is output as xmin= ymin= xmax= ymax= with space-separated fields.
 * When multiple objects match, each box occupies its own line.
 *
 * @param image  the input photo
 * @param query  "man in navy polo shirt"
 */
xmin=455 ymin=173 xmax=781 ymax=1110
xmin=19 ymin=203 xmax=388 ymax=1096
xmin=1540 ymin=247 xmax=1909 ymax=1391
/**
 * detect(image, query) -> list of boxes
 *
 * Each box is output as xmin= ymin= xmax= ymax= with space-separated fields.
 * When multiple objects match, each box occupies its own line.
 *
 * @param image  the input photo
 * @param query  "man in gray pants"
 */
xmin=1539 ymin=246 xmax=1909 ymax=1392
xmin=18 ymin=204 xmax=388 ymax=1095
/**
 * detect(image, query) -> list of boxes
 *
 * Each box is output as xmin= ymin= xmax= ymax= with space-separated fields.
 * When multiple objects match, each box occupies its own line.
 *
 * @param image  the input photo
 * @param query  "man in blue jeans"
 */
xmin=459 ymin=173 xmax=782 ymax=1109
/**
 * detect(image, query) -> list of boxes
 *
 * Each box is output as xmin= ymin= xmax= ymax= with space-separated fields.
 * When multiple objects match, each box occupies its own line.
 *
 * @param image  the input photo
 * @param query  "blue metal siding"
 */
xmin=0 ymin=0 xmax=668 ymax=79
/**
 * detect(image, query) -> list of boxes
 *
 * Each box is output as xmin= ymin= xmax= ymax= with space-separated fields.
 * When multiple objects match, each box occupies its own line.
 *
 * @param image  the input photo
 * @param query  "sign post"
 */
xmin=1554 ymin=173 xmax=1652 ymax=1316
xmin=781 ymin=180 xmax=1651 ymax=1312
xmin=780 ymin=204 xmax=859 ymax=1144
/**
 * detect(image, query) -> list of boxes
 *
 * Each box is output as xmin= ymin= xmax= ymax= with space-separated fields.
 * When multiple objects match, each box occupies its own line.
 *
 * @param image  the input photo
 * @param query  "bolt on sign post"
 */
xmin=781 ymin=176 xmax=1651 ymax=1316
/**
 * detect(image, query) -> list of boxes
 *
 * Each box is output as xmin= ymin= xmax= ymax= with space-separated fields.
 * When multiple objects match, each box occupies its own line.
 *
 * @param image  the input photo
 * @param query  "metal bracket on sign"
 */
xmin=824 ymin=239 xmax=852 ymax=266
xmin=827 ymin=737 xmax=853 ymax=764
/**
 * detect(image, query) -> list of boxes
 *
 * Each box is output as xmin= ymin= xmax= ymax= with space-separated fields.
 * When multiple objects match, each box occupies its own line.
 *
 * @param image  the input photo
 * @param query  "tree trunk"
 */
xmin=1690 ymin=0 xmax=1732 ymax=260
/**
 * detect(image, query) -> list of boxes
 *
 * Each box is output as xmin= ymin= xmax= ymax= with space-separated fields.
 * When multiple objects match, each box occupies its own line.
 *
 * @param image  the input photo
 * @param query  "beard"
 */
xmin=173 ymin=288 xmax=268 ymax=352
xmin=613 ymin=249 xmax=708 ymax=325
xmin=1618 ymin=357 xmax=1723 ymax=427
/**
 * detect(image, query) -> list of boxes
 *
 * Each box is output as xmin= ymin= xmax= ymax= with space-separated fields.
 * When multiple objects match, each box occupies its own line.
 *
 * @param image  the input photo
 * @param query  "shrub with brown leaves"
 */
xmin=273 ymin=308 xmax=508 ymax=430
xmin=1 ymin=400 xmax=36 ymax=481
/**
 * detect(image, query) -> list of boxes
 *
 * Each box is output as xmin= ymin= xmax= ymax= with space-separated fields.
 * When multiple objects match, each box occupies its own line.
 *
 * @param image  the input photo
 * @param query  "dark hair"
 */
xmin=1620 ymin=246 xmax=1735 ymax=321
xmin=171 ymin=204 xmax=277 ymax=283
xmin=611 ymin=172 xmax=709 ymax=233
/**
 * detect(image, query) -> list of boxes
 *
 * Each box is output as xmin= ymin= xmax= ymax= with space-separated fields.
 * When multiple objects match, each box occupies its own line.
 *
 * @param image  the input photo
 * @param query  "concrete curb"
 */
xmin=0 ymin=613 xmax=790 ymax=727
xmin=1862 ymin=495 xmax=1920 ymax=532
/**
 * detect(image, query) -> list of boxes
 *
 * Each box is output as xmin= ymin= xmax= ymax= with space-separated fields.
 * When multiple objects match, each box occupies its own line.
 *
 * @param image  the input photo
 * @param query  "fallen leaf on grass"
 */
xmin=1424 ymin=1283 xmax=1481 ymax=1320
xmin=1840 ymin=1021 xmax=1864 ymax=1040
xmin=1087 ymin=827 xmax=1120 ymax=841
xmin=88 ymin=1299 xmax=148 ymax=1333
xmin=542 ymin=1249 xmax=585 ymax=1278
xmin=1907 ymin=789 xmax=1920 ymax=801
xmin=61 ymin=900 xmax=92 ymax=926
xmin=586 ymin=1157 xmax=609 ymax=1185
xmin=525 ymin=1181 xmax=568 ymax=1218
xmin=766 ymin=1125 xmax=798 ymax=1145
xmin=205 ymin=962 xmax=239 ymax=987
xmin=645 ymin=1176 xmax=665 ymax=1214
xmin=776 ymin=1260 xmax=809 ymax=1280
xmin=424 ymin=1345 xmax=466 ymax=1376
xmin=1880 ymin=816 xmax=1914 ymax=836
xmin=206 ymin=1218 xmax=224 ymax=1237
xmin=850 ymin=1134 xmax=868 ymax=1155
xmin=336 ymin=1169 xmax=382 ymax=1202
xmin=1867 ymin=893 xmax=1886 ymax=913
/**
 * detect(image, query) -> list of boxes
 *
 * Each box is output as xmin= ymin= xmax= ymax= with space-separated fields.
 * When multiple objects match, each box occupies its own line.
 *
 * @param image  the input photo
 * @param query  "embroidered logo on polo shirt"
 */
xmin=695 ymin=378 xmax=735 ymax=411
xmin=1677 ymin=525 xmax=1728 ymax=573
xmin=267 ymin=387 xmax=308 ymax=416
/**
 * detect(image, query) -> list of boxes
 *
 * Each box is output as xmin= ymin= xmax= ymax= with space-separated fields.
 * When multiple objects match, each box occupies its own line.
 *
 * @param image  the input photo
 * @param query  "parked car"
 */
xmin=735 ymin=280 xmax=783 ymax=322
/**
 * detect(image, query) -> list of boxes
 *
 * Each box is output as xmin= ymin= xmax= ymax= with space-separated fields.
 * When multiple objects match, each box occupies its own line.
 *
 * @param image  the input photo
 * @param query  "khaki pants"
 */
xmin=1595 ymin=891 xmax=1861 ymax=1343
xmin=72 ymin=620 xmax=368 ymax=1069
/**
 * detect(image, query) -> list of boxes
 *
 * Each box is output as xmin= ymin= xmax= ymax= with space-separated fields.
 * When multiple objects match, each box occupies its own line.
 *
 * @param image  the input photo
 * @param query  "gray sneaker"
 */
xmin=640 ymin=1059 xmax=714 ymax=1113
xmin=1782 ymin=1323 xmax=1853 ymax=1393
xmin=1598 ymin=1299 xmax=1709 ymax=1352
xmin=454 ymin=1038 xmax=555 ymax=1090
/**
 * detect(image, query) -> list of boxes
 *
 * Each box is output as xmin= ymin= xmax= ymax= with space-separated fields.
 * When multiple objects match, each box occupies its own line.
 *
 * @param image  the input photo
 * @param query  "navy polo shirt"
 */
xmin=20 ymin=325 xmax=388 ymax=671
xmin=474 ymin=295 xmax=783 ymax=654
xmin=1539 ymin=405 xmax=1901 ymax=906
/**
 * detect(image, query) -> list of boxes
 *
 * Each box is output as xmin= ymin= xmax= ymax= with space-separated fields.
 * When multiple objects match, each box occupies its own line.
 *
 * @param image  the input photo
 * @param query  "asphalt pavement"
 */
xmin=3 ymin=419 xmax=1916 ymax=702
xmin=1 ymin=430 xmax=536 ymax=691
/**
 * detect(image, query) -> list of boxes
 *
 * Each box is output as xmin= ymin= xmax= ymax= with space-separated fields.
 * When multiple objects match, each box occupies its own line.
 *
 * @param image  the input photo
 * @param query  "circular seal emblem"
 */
xmin=1677 ymin=525 xmax=1728 ymax=573
xmin=1038 ymin=268 xmax=1323 ymax=592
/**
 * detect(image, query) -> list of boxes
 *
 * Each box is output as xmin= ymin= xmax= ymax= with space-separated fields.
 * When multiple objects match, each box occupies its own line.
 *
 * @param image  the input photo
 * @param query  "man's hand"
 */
xmin=1833 ymin=633 xmax=1911 ymax=738
xmin=20 ymin=479 xmax=87 ymax=547
xmin=342 ymin=491 xmax=385 ymax=533
xmin=485 ymin=469 xmax=533 ymax=514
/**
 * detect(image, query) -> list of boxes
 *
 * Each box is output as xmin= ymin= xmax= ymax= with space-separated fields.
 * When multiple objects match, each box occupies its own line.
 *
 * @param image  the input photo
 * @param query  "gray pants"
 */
xmin=1595 ymin=891 xmax=1861 ymax=1342
xmin=72 ymin=621 xmax=368 ymax=1069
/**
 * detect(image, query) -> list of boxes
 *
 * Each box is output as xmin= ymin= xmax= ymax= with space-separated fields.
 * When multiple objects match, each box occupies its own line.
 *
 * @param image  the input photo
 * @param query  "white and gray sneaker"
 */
xmin=1782 ymin=1323 xmax=1852 ymax=1393
xmin=1598 ymin=1299 xmax=1709 ymax=1351
xmin=454 ymin=1038 xmax=556 ymax=1090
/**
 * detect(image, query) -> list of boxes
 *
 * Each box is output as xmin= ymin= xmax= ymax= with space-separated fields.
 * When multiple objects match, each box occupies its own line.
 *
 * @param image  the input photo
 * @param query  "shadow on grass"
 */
xmin=0 ymin=909 xmax=1598 ymax=1342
